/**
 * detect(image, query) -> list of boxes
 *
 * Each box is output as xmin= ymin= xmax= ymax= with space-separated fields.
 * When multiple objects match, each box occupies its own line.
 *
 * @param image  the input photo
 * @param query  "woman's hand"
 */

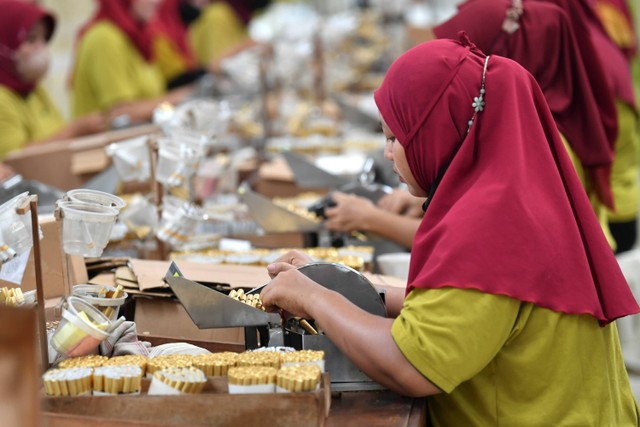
xmin=377 ymin=189 xmax=424 ymax=218
xmin=67 ymin=112 xmax=109 ymax=137
xmin=261 ymin=263 xmax=326 ymax=319
xmin=324 ymin=192 xmax=377 ymax=233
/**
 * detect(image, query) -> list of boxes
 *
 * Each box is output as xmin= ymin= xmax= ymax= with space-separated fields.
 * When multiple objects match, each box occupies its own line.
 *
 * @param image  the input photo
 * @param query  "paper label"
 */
xmin=0 ymin=251 xmax=30 ymax=284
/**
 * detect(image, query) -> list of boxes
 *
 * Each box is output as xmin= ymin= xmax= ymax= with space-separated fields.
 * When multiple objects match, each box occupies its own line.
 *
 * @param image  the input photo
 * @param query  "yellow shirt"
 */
xmin=392 ymin=287 xmax=640 ymax=426
xmin=0 ymin=85 xmax=64 ymax=159
xmin=153 ymin=35 xmax=191 ymax=84
xmin=72 ymin=21 xmax=164 ymax=117
xmin=188 ymin=2 xmax=248 ymax=66
xmin=608 ymin=100 xmax=639 ymax=221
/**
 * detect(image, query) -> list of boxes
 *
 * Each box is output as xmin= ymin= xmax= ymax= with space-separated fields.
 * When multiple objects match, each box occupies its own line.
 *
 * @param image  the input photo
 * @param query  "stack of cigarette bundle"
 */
xmin=58 ymin=355 xmax=108 ymax=369
xmin=228 ymin=289 xmax=265 ymax=311
xmin=93 ymin=365 xmax=143 ymax=395
xmin=236 ymin=350 xmax=280 ymax=369
xmin=276 ymin=365 xmax=322 ymax=393
xmin=104 ymin=355 xmax=148 ymax=376
xmin=192 ymin=352 xmax=239 ymax=377
xmin=280 ymin=350 xmax=325 ymax=372
xmin=146 ymin=354 xmax=194 ymax=376
xmin=43 ymin=367 xmax=93 ymax=396
xmin=0 ymin=287 xmax=24 ymax=306
xmin=149 ymin=366 xmax=207 ymax=395
xmin=227 ymin=366 xmax=278 ymax=394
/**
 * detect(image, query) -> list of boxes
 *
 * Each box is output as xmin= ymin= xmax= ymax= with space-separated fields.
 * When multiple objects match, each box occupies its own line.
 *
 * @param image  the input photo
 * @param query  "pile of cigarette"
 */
xmin=0 ymin=287 xmax=24 ymax=306
xmin=192 ymin=352 xmax=239 ymax=377
xmin=93 ymin=365 xmax=143 ymax=394
xmin=236 ymin=350 xmax=281 ymax=369
xmin=146 ymin=354 xmax=195 ymax=376
xmin=228 ymin=289 xmax=265 ymax=311
xmin=281 ymin=350 xmax=325 ymax=365
xmin=58 ymin=355 xmax=109 ymax=369
xmin=228 ymin=366 xmax=278 ymax=387
xmin=152 ymin=366 xmax=207 ymax=394
xmin=104 ymin=355 xmax=148 ymax=376
xmin=276 ymin=365 xmax=322 ymax=393
xmin=43 ymin=367 xmax=93 ymax=396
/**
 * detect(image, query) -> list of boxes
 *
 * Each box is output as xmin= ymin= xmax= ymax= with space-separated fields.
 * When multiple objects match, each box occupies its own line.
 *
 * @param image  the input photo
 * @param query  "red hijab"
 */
xmin=542 ymin=0 xmax=636 ymax=108
xmin=79 ymin=0 xmax=154 ymax=61
xmin=0 ymin=0 xmax=55 ymax=96
xmin=149 ymin=0 xmax=197 ymax=68
xmin=374 ymin=37 xmax=640 ymax=325
xmin=435 ymin=0 xmax=617 ymax=209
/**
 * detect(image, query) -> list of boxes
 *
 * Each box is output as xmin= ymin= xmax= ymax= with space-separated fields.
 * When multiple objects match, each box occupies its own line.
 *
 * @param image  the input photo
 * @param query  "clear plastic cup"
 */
xmin=58 ymin=202 xmax=119 ymax=257
xmin=71 ymin=284 xmax=127 ymax=322
xmin=105 ymin=136 xmax=151 ymax=182
xmin=156 ymin=204 xmax=202 ymax=247
xmin=155 ymin=138 xmax=202 ymax=188
xmin=51 ymin=296 xmax=111 ymax=357
xmin=66 ymin=189 xmax=126 ymax=211
xmin=0 ymin=192 xmax=33 ymax=255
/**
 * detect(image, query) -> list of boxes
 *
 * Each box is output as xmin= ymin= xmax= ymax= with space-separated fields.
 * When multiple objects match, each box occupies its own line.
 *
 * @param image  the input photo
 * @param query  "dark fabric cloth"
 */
xmin=374 ymin=37 xmax=640 ymax=325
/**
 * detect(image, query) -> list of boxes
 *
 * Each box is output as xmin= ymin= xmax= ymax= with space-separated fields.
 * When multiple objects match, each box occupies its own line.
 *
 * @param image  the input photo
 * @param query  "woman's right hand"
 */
xmin=377 ymin=189 xmax=424 ymax=218
xmin=68 ymin=112 xmax=109 ymax=137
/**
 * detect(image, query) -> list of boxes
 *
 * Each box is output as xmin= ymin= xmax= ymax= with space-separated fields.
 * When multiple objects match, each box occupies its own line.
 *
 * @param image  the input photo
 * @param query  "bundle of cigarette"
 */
xmin=149 ymin=367 xmax=207 ymax=395
xmin=276 ymin=365 xmax=322 ymax=393
xmin=236 ymin=350 xmax=280 ymax=369
xmin=227 ymin=366 xmax=278 ymax=394
xmin=146 ymin=354 xmax=194 ymax=376
xmin=43 ymin=367 xmax=93 ymax=396
xmin=58 ymin=355 xmax=108 ymax=369
xmin=93 ymin=365 xmax=143 ymax=395
xmin=0 ymin=287 xmax=24 ymax=306
xmin=228 ymin=289 xmax=265 ymax=311
xmin=280 ymin=350 xmax=325 ymax=372
xmin=192 ymin=352 xmax=238 ymax=377
xmin=104 ymin=355 xmax=148 ymax=376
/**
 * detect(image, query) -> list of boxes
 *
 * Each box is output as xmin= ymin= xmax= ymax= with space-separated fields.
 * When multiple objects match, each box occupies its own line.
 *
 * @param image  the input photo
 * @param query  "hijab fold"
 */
xmin=0 ymin=0 xmax=55 ymax=96
xmin=434 ymin=0 xmax=617 ymax=208
xmin=374 ymin=38 xmax=639 ymax=325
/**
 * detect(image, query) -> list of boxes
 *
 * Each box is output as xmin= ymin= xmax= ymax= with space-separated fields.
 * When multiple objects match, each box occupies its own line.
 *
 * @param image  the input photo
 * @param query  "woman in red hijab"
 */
xmin=434 ymin=0 xmax=620 ymax=248
xmin=0 ymin=0 xmax=107 ymax=160
xmin=260 ymin=37 xmax=640 ymax=425
xmin=71 ymin=0 xmax=192 ymax=124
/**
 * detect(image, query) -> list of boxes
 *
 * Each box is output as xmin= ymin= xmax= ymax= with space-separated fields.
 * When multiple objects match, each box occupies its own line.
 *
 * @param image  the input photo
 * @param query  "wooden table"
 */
xmin=328 ymin=391 xmax=425 ymax=427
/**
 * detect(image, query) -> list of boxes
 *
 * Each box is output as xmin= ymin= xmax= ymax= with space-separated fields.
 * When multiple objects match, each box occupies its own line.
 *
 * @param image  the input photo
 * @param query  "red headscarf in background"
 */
xmin=149 ymin=0 xmax=197 ymax=68
xmin=541 ymin=0 xmax=636 ymax=108
xmin=374 ymin=37 xmax=640 ymax=325
xmin=0 ymin=0 xmax=55 ymax=96
xmin=78 ymin=0 xmax=154 ymax=61
xmin=435 ymin=0 xmax=617 ymax=209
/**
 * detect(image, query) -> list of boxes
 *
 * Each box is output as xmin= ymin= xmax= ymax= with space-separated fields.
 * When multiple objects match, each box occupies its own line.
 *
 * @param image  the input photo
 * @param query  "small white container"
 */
xmin=105 ymin=136 xmax=150 ymax=182
xmin=66 ymin=189 xmax=126 ymax=211
xmin=376 ymin=252 xmax=411 ymax=280
xmin=0 ymin=192 xmax=33 ymax=255
xmin=51 ymin=296 xmax=111 ymax=358
xmin=58 ymin=202 xmax=119 ymax=257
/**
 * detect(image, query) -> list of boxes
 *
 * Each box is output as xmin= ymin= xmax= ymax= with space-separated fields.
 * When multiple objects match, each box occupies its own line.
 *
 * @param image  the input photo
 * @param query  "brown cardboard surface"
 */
xmin=0 ymin=215 xmax=87 ymax=299
xmin=129 ymin=259 xmax=270 ymax=291
xmin=4 ymin=125 xmax=159 ymax=190
xmin=135 ymin=297 xmax=245 ymax=343
xmin=363 ymin=273 xmax=407 ymax=289
xmin=255 ymin=157 xmax=328 ymax=197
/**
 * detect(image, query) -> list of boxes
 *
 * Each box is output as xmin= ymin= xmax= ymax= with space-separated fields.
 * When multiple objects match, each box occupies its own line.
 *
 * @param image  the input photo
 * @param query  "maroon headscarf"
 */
xmin=149 ymin=0 xmax=197 ymax=68
xmin=540 ymin=0 xmax=636 ymax=108
xmin=374 ymin=37 xmax=639 ymax=325
xmin=0 ymin=0 xmax=55 ymax=96
xmin=435 ymin=0 xmax=617 ymax=209
xmin=78 ymin=0 xmax=154 ymax=61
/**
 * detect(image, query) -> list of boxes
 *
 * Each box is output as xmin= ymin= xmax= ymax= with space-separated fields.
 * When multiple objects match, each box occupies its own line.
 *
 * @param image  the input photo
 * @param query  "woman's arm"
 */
xmin=261 ymin=263 xmax=441 ymax=397
xmin=324 ymin=192 xmax=421 ymax=249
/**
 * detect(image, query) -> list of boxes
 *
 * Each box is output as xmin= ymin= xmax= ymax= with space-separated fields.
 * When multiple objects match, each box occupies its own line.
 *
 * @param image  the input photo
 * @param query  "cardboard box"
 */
xmin=0 ymin=215 xmax=87 ymax=300
xmin=255 ymin=157 xmax=329 ymax=198
xmin=135 ymin=297 xmax=245 ymax=344
xmin=5 ymin=124 xmax=159 ymax=191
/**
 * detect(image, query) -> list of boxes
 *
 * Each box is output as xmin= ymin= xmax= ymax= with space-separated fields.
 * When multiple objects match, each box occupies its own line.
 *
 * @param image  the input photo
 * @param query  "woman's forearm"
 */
xmin=305 ymin=286 xmax=440 ymax=397
xmin=363 ymin=210 xmax=420 ymax=249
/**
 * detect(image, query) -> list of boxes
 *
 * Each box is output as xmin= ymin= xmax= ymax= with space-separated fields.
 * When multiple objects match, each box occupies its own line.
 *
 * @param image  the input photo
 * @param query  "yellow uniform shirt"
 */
xmin=0 ymin=85 xmax=64 ymax=159
xmin=188 ymin=2 xmax=248 ymax=66
xmin=153 ymin=35 xmax=191 ymax=84
xmin=392 ymin=287 xmax=640 ymax=426
xmin=72 ymin=21 xmax=164 ymax=117
xmin=608 ymin=100 xmax=639 ymax=222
